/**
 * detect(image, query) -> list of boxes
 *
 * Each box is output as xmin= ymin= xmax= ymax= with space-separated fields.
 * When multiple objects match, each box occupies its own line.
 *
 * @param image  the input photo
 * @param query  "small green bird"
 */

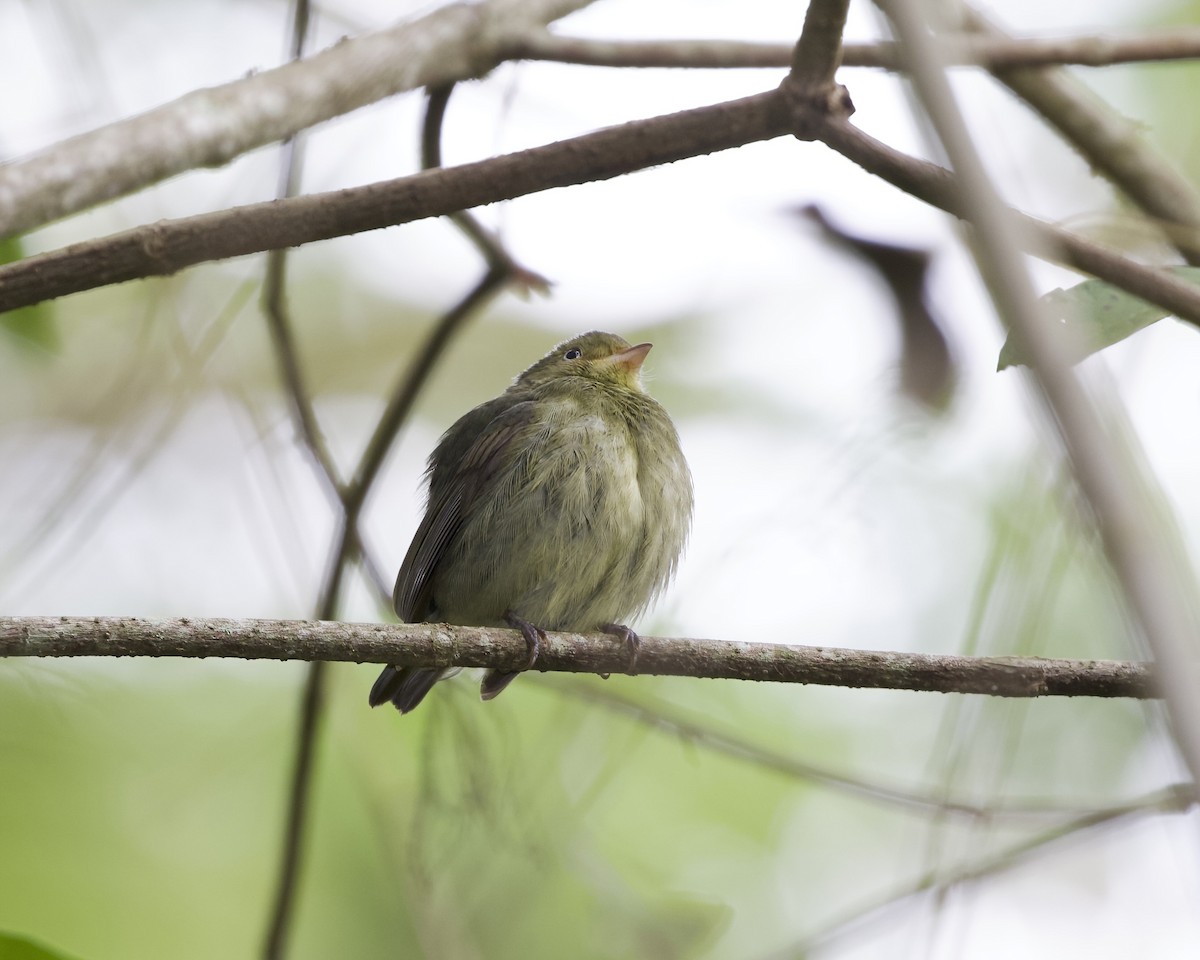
xmin=369 ymin=331 xmax=693 ymax=713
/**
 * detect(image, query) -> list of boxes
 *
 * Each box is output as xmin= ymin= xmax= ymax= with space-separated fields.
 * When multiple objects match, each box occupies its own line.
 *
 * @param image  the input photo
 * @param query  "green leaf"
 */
xmin=0 ymin=236 xmax=58 ymax=353
xmin=0 ymin=932 xmax=83 ymax=960
xmin=997 ymin=266 xmax=1200 ymax=370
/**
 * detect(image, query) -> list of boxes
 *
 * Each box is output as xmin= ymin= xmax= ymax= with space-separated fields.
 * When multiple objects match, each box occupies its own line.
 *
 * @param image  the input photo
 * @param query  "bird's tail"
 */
xmin=368 ymin=665 xmax=460 ymax=713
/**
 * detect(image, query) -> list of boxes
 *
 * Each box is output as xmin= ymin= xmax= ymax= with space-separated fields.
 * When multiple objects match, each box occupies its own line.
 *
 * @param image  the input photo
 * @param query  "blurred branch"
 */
xmin=262 ymin=81 xmax=546 ymax=960
xmin=882 ymin=0 xmax=1200 ymax=784
xmin=0 ymin=0 xmax=594 ymax=238
xmin=790 ymin=0 xmax=851 ymax=88
xmin=313 ymin=83 xmax=544 ymax=625
xmin=264 ymin=660 xmax=324 ymax=960
xmin=260 ymin=7 xmax=333 ymax=960
xmin=549 ymin=678 xmax=1172 ymax=819
xmin=263 ymin=251 xmax=341 ymax=488
xmin=420 ymin=83 xmax=551 ymax=289
xmin=0 ymin=615 xmax=1160 ymax=698
xmin=785 ymin=782 xmax=1196 ymax=958
xmin=510 ymin=28 xmax=1200 ymax=70
xmin=963 ymin=6 xmax=1200 ymax=265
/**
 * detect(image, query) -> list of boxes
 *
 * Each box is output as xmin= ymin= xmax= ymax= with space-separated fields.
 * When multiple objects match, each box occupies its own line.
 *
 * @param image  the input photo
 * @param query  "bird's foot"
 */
xmin=480 ymin=612 xmax=547 ymax=701
xmin=505 ymin=612 xmax=546 ymax=669
xmin=599 ymin=622 xmax=640 ymax=675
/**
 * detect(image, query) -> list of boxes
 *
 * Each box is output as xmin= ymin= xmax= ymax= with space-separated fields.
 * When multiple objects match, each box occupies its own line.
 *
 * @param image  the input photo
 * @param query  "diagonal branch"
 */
xmin=8 ymin=86 xmax=1200 ymax=340
xmin=963 ymin=6 xmax=1200 ymax=265
xmin=0 ymin=615 xmax=1159 ymax=699
xmin=882 ymin=0 xmax=1200 ymax=784
xmin=548 ymin=678 xmax=1180 ymax=819
xmin=0 ymin=0 xmax=595 ymax=239
xmin=784 ymin=782 xmax=1196 ymax=958
xmin=0 ymin=91 xmax=786 ymax=314
xmin=815 ymin=119 xmax=1200 ymax=329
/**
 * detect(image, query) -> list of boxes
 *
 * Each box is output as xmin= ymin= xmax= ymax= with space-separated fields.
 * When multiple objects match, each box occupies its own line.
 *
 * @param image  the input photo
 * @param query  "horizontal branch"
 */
xmin=0 ymin=616 xmax=1156 ymax=699
xmin=511 ymin=28 xmax=1200 ymax=71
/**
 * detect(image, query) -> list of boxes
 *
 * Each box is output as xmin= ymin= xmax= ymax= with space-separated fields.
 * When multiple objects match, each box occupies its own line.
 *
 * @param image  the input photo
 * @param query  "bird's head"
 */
xmin=516 ymin=331 xmax=652 ymax=392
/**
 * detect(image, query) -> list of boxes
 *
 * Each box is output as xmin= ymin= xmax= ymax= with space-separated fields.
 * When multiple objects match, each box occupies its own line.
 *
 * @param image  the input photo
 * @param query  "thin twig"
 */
xmin=263 ymin=660 xmax=324 ymax=960
xmin=420 ymin=84 xmax=548 ymax=289
xmin=265 ymin=84 xmax=539 ymax=960
xmin=508 ymin=29 xmax=1200 ymax=70
xmin=311 ymin=84 xmax=533 ymax=624
xmin=260 ymin=6 xmax=331 ymax=960
xmin=547 ymin=678 xmax=1181 ymax=819
xmin=778 ymin=783 xmax=1196 ymax=958
xmin=0 ymin=615 xmax=1161 ymax=698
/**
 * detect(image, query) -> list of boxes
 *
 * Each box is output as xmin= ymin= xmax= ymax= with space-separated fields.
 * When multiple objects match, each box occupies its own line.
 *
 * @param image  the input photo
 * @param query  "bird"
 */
xmin=369 ymin=330 xmax=693 ymax=713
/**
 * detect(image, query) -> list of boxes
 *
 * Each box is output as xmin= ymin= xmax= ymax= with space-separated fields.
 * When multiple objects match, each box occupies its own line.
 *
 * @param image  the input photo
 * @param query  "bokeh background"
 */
xmin=2 ymin=0 xmax=1200 ymax=958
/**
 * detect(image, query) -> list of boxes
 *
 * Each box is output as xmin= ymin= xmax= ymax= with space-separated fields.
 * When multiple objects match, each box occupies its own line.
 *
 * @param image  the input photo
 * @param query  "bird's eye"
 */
xmin=564 ymin=348 xmax=582 ymax=360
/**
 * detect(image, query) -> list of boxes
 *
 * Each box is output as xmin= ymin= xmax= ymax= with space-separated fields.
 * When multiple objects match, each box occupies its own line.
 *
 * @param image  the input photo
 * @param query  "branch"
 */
xmin=963 ymin=6 xmax=1200 ymax=265
xmin=261 ymin=8 xmax=328 ymax=960
xmin=8 ymin=84 xmax=1200 ymax=344
xmin=0 ymin=91 xmax=787 ymax=314
xmin=0 ymin=0 xmax=594 ymax=239
xmin=510 ymin=29 xmax=1200 ymax=70
xmin=0 ymin=616 xmax=1157 ymax=699
xmin=790 ymin=0 xmax=852 ymax=88
xmin=816 ymin=119 xmax=1200 ymax=330
xmin=787 ymin=782 xmax=1196 ymax=957
xmin=549 ymin=678 xmax=1173 ymax=818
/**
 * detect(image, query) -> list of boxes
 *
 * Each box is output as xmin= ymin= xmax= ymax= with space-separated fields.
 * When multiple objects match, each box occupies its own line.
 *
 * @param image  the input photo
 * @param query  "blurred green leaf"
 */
xmin=0 ymin=933 xmax=82 ymax=960
xmin=997 ymin=266 xmax=1200 ymax=370
xmin=0 ymin=237 xmax=57 ymax=353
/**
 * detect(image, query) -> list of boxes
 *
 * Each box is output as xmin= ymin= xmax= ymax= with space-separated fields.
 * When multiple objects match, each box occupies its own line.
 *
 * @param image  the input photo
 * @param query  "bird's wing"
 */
xmin=392 ymin=399 xmax=538 ymax=622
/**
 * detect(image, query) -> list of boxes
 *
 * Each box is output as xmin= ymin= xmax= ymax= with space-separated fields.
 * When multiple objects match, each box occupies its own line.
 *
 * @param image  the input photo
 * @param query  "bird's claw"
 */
xmin=504 ymin=612 xmax=546 ymax=670
xmin=600 ymin=622 xmax=640 ymax=675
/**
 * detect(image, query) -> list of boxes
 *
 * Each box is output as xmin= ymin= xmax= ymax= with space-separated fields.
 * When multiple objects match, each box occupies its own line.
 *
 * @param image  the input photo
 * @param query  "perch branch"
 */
xmin=0 ymin=616 xmax=1158 ymax=699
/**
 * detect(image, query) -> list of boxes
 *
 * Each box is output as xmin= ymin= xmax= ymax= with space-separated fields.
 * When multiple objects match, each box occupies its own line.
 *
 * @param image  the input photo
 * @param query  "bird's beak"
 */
xmin=602 ymin=342 xmax=653 ymax=373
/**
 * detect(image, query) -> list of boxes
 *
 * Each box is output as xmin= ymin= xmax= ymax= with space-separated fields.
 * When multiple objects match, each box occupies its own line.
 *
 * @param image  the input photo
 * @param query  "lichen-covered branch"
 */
xmin=0 ymin=616 xmax=1157 ymax=699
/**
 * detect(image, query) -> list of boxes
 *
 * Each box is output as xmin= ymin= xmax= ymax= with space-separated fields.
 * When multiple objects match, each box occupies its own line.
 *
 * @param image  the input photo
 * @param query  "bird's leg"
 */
xmin=480 ymin=612 xmax=546 ymax=701
xmin=505 ymin=611 xmax=546 ymax=669
xmin=599 ymin=622 xmax=641 ymax=675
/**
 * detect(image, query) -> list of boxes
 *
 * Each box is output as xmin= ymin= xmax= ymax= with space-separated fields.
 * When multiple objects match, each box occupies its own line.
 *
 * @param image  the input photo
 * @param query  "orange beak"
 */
xmin=603 ymin=342 xmax=652 ymax=373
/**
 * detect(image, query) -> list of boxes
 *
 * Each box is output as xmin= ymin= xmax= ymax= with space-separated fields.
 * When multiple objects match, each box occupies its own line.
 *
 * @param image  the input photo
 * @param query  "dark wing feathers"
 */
xmin=392 ymin=399 xmax=538 ymax=622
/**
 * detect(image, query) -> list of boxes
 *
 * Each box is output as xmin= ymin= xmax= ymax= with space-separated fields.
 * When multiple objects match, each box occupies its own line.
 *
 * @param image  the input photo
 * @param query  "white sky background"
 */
xmin=3 ymin=0 xmax=1200 ymax=956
